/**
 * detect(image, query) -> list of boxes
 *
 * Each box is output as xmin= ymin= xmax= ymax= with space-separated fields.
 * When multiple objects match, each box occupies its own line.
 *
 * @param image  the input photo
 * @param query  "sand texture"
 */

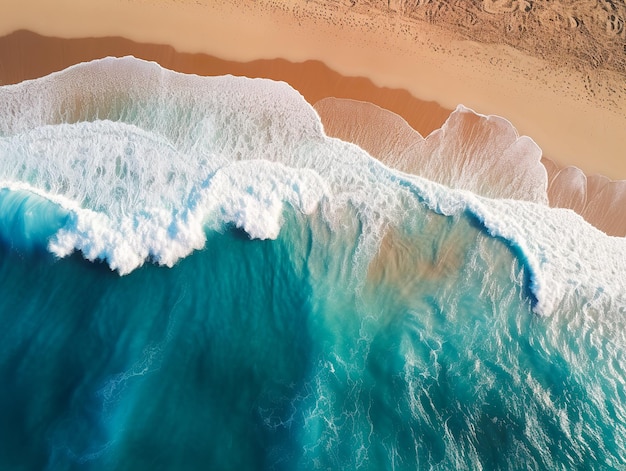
xmin=381 ymin=0 xmax=626 ymax=73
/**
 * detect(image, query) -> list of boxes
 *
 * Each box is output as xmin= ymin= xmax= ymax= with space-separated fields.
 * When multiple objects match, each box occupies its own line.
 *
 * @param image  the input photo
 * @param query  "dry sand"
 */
xmin=1 ymin=0 xmax=624 ymax=180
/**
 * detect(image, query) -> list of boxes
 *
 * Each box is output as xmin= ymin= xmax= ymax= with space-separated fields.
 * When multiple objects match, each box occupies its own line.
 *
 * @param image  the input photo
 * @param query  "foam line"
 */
xmin=1 ymin=57 xmax=624 ymax=315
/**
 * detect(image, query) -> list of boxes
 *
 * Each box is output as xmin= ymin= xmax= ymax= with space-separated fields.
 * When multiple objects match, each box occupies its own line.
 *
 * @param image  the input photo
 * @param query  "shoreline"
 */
xmin=0 ymin=30 xmax=451 ymax=138
xmin=1 ymin=0 xmax=625 ymax=179
xmin=0 ymin=2 xmax=625 ymax=235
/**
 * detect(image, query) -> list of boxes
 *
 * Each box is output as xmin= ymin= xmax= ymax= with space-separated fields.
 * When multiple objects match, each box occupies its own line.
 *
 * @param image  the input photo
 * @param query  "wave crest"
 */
xmin=1 ymin=57 xmax=624 ymax=316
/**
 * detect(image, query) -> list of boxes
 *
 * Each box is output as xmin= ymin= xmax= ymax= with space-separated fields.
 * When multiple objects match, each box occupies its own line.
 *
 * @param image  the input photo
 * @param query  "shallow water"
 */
xmin=0 ymin=57 xmax=625 ymax=470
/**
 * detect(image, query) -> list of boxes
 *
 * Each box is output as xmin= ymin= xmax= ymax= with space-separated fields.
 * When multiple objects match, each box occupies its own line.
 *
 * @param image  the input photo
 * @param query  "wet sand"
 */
xmin=0 ymin=30 xmax=450 ymax=138
xmin=316 ymin=97 xmax=626 ymax=237
xmin=1 ymin=0 xmax=625 ymax=235
xmin=1 ymin=0 xmax=624 ymax=180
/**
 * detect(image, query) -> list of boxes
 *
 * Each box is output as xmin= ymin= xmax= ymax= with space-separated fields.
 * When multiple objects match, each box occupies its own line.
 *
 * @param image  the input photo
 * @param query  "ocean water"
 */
xmin=1 ymin=57 xmax=625 ymax=470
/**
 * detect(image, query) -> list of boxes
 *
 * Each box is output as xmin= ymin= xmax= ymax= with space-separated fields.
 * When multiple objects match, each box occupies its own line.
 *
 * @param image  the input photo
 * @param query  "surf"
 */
xmin=0 ymin=56 xmax=625 ymax=469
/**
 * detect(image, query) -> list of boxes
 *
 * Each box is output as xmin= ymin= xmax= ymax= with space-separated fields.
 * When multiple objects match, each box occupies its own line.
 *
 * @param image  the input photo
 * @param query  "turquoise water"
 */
xmin=0 ymin=57 xmax=625 ymax=469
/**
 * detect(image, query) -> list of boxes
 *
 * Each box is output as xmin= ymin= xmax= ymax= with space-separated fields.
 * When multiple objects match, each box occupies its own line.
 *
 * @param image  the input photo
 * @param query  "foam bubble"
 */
xmin=395 ymin=172 xmax=626 ymax=316
xmin=1 ymin=57 xmax=624 ymax=316
xmin=44 ymin=158 xmax=329 ymax=275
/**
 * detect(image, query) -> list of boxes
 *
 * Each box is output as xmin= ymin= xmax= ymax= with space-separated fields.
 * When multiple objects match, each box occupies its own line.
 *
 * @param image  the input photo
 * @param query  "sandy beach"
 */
xmin=2 ymin=0 xmax=625 ymax=180
xmin=0 ymin=30 xmax=451 ymax=139
xmin=1 ymin=0 xmax=625 ymax=234
xmin=2 ymin=5 xmax=626 ymax=467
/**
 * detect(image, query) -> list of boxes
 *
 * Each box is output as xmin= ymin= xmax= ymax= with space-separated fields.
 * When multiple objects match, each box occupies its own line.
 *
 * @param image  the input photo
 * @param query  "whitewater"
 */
xmin=0 ymin=57 xmax=625 ymax=470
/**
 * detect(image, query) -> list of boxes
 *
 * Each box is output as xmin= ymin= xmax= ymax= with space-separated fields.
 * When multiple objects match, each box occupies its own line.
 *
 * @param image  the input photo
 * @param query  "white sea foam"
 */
xmin=0 ymin=57 xmax=624 ymax=315
xmin=399 ymin=173 xmax=626 ymax=316
xmin=314 ymin=98 xmax=548 ymax=204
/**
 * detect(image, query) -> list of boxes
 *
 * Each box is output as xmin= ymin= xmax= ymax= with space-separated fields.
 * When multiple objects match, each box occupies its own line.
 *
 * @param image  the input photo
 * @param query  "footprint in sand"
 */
xmin=482 ymin=0 xmax=532 ymax=14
